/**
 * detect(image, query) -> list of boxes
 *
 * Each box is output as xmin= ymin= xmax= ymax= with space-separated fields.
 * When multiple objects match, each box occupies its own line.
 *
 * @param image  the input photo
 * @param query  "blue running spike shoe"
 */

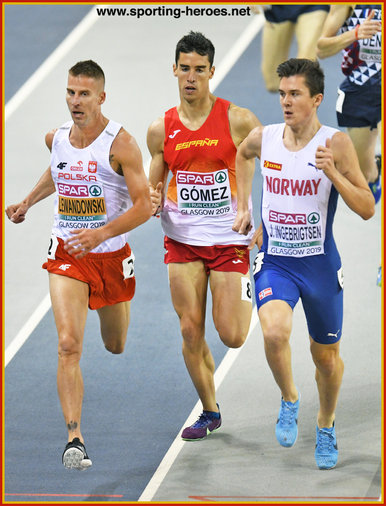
xmin=369 ymin=155 xmax=381 ymax=204
xmin=275 ymin=394 xmax=300 ymax=447
xmin=181 ymin=404 xmax=221 ymax=441
xmin=315 ymin=423 xmax=338 ymax=470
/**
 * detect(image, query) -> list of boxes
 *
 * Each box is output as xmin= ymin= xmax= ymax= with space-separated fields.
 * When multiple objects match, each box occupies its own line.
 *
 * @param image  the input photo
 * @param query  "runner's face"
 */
xmin=279 ymin=75 xmax=322 ymax=128
xmin=66 ymin=74 xmax=105 ymax=126
xmin=173 ymin=52 xmax=214 ymax=102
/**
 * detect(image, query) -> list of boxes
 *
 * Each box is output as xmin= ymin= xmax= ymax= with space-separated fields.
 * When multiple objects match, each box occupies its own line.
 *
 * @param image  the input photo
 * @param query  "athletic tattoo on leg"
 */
xmin=67 ymin=420 xmax=78 ymax=432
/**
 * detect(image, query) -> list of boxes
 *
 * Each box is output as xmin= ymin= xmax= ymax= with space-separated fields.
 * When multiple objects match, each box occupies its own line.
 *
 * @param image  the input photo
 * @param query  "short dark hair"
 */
xmin=69 ymin=60 xmax=105 ymax=87
xmin=276 ymin=58 xmax=324 ymax=96
xmin=175 ymin=31 xmax=215 ymax=67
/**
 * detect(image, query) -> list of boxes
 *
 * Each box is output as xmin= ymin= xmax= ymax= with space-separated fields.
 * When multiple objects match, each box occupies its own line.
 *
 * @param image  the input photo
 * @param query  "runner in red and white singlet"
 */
xmin=147 ymin=32 xmax=261 ymax=441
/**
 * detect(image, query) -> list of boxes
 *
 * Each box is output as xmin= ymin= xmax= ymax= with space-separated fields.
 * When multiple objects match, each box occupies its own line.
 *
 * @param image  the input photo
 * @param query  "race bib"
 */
xmin=176 ymin=170 xmax=232 ymax=217
xmin=47 ymin=234 xmax=59 ymax=259
xmin=122 ymin=252 xmax=135 ymax=280
xmin=57 ymin=182 xmax=107 ymax=230
xmin=359 ymin=34 xmax=381 ymax=64
xmin=264 ymin=208 xmax=324 ymax=258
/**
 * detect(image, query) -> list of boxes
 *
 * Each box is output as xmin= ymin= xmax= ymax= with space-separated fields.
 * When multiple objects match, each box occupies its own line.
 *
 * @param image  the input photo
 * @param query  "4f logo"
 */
xmin=59 ymin=264 xmax=71 ymax=271
xmin=57 ymin=162 xmax=67 ymax=170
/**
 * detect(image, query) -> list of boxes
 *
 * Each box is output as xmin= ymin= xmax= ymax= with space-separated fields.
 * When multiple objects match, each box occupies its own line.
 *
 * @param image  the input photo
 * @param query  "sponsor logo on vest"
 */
xmin=58 ymin=183 xmax=88 ymax=197
xmin=177 ymin=172 xmax=214 ymax=185
xmin=57 ymin=162 xmax=67 ymax=170
xmin=58 ymin=196 xmax=106 ymax=216
xmin=269 ymin=210 xmax=306 ymax=224
xmin=169 ymin=129 xmax=181 ymax=139
xmin=175 ymin=138 xmax=219 ymax=150
xmin=264 ymin=160 xmax=282 ymax=171
xmin=89 ymin=185 xmax=102 ymax=197
xmin=307 ymin=162 xmax=319 ymax=171
xmin=266 ymin=175 xmax=321 ymax=196
xmin=88 ymin=161 xmax=97 ymax=173
xmin=307 ymin=212 xmax=320 ymax=224
xmin=70 ymin=160 xmax=83 ymax=172
xmin=58 ymin=173 xmax=97 ymax=182
xmin=176 ymin=171 xmax=228 ymax=186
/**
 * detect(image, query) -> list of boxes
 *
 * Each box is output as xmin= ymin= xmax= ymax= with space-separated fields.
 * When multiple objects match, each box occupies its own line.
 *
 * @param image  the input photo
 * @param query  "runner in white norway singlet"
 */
xmin=260 ymin=123 xmax=339 ymax=258
xmin=254 ymin=123 xmax=344 ymax=344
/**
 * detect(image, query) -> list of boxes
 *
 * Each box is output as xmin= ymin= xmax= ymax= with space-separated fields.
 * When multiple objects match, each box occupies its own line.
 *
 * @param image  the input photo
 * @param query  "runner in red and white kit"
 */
xmin=6 ymin=60 xmax=152 ymax=469
xmin=147 ymin=32 xmax=261 ymax=440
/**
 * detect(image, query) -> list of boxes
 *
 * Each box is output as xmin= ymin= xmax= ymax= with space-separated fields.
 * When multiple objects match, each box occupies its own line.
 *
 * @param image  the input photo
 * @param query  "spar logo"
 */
xmin=177 ymin=172 xmax=214 ymax=185
xmin=215 ymin=171 xmax=227 ymax=183
xmin=269 ymin=210 xmax=306 ymax=225
xmin=89 ymin=185 xmax=102 ymax=197
xmin=58 ymin=183 xmax=88 ymax=197
xmin=264 ymin=160 xmax=282 ymax=171
xmin=307 ymin=212 xmax=320 ymax=224
xmin=176 ymin=171 xmax=228 ymax=185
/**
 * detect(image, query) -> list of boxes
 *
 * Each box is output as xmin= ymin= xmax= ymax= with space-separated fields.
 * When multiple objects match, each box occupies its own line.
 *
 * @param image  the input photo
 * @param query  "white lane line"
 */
xmin=138 ymin=309 xmax=259 ymax=502
xmin=4 ymin=5 xmax=103 ymax=122
xmin=210 ymin=13 xmax=265 ymax=91
xmin=4 ymin=294 xmax=51 ymax=367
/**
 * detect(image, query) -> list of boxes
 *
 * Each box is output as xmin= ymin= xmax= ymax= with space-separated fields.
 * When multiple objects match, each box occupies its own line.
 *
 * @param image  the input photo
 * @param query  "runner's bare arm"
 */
xmin=315 ymin=132 xmax=375 ymax=220
xmin=5 ymin=129 xmax=57 ymax=223
xmin=232 ymin=126 xmax=264 ymax=236
xmin=64 ymin=129 xmax=152 ymax=258
xmin=228 ymin=104 xmax=262 ymax=147
xmin=147 ymin=117 xmax=169 ymax=215
xmin=5 ymin=166 xmax=56 ymax=223
xmin=317 ymin=5 xmax=380 ymax=58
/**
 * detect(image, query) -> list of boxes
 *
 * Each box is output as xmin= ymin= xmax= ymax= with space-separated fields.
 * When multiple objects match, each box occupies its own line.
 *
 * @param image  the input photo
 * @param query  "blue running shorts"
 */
xmin=336 ymin=79 xmax=381 ymax=130
xmin=264 ymin=5 xmax=329 ymax=24
xmin=253 ymin=251 xmax=344 ymax=344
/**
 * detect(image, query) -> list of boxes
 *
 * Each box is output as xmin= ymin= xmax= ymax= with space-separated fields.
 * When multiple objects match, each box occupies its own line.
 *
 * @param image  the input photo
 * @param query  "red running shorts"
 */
xmin=42 ymin=236 xmax=135 ymax=310
xmin=164 ymin=236 xmax=250 ymax=275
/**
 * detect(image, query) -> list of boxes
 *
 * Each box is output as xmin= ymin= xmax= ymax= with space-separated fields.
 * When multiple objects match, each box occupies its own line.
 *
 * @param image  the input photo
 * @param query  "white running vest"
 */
xmin=50 ymin=120 xmax=132 ymax=253
xmin=260 ymin=123 xmax=339 ymax=258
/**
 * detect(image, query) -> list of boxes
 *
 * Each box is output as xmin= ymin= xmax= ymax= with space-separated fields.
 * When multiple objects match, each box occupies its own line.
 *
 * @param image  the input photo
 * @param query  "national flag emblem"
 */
xmin=259 ymin=287 xmax=272 ymax=300
xmin=88 ymin=161 xmax=97 ymax=173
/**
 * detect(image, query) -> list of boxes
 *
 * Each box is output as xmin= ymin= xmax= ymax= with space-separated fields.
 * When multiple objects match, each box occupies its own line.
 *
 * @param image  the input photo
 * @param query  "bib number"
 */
xmin=122 ymin=252 xmax=135 ymax=280
xmin=241 ymin=276 xmax=252 ymax=302
xmin=253 ymin=252 xmax=265 ymax=276
xmin=47 ymin=235 xmax=59 ymax=260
